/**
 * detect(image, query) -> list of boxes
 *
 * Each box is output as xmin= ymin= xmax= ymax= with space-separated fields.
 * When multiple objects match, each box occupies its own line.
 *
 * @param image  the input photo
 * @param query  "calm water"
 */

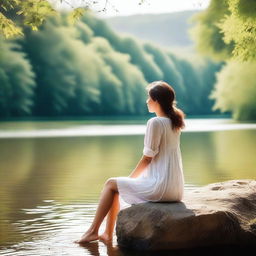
xmin=0 ymin=118 xmax=255 ymax=255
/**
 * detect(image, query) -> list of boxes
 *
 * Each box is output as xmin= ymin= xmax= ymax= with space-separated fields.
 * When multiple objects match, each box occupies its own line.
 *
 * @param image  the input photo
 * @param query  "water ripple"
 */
xmin=1 ymin=200 xmax=117 ymax=256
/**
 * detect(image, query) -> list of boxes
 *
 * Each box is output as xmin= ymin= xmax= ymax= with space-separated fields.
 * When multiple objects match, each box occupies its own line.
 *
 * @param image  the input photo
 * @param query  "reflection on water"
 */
xmin=182 ymin=129 xmax=256 ymax=185
xmin=0 ymin=201 xmax=117 ymax=256
xmin=0 ymin=119 xmax=255 ymax=255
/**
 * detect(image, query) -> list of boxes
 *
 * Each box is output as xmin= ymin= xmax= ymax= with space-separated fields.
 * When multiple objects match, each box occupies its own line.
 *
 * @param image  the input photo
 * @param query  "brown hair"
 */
xmin=146 ymin=80 xmax=186 ymax=132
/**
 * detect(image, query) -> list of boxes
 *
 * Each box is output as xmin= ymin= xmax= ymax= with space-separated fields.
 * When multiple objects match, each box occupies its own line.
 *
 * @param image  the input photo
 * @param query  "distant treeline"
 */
xmin=0 ymin=12 xmax=223 ymax=118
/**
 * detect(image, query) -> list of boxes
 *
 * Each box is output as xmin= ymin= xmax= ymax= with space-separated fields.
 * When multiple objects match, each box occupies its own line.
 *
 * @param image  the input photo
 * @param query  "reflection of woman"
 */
xmin=75 ymin=81 xmax=186 ymax=244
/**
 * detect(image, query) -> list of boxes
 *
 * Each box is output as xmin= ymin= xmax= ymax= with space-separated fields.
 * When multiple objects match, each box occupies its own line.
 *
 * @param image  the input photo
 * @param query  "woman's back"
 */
xmin=143 ymin=116 xmax=184 ymax=202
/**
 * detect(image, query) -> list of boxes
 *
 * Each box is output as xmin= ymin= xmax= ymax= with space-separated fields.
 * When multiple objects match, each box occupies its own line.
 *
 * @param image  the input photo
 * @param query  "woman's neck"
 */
xmin=155 ymin=110 xmax=168 ymax=118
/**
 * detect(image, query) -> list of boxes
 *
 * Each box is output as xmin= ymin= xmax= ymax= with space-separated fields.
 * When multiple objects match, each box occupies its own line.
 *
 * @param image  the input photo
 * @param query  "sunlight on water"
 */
xmin=0 ymin=201 xmax=114 ymax=256
xmin=0 ymin=118 xmax=255 ymax=138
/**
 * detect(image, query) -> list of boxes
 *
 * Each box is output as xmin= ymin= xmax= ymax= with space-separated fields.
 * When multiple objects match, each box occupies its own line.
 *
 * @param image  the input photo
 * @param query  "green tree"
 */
xmin=167 ymin=52 xmax=223 ymax=115
xmin=0 ymin=37 xmax=36 ymax=116
xmin=190 ymin=0 xmax=256 ymax=120
xmin=92 ymin=37 xmax=147 ymax=115
xmin=189 ymin=0 xmax=233 ymax=61
xmin=80 ymin=13 xmax=163 ymax=82
xmin=190 ymin=0 xmax=256 ymax=61
xmin=19 ymin=16 xmax=101 ymax=116
xmin=143 ymin=43 xmax=186 ymax=106
xmin=210 ymin=61 xmax=256 ymax=120
xmin=196 ymin=58 xmax=224 ymax=114
xmin=219 ymin=0 xmax=256 ymax=61
xmin=0 ymin=0 xmax=87 ymax=39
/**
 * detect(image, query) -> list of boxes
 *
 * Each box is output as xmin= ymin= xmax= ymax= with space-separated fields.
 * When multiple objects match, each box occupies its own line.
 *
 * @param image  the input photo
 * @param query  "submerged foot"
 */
xmin=99 ymin=232 xmax=113 ymax=243
xmin=74 ymin=231 xmax=99 ymax=244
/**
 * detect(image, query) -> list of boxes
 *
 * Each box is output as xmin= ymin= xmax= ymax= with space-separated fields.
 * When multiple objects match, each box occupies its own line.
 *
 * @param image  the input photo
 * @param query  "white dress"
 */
xmin=116 ymin=116 xmax=185 ymax=210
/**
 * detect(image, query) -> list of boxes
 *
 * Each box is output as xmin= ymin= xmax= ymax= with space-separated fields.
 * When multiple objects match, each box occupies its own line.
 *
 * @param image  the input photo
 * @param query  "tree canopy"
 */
xmin=210 ymin=61 xmax=256 ymax=120
xmin=0 ymin=0 xmax=87 ymax=38
xmin=190 ymin=0 xmax=256 ymax=121
xmin=190 ymin=0 xmax=256 ymax=61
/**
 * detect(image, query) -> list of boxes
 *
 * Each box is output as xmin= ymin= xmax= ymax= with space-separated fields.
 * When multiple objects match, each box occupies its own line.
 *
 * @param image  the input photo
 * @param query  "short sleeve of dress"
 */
xmin=143 ymin=118 xmax=162 ymax=157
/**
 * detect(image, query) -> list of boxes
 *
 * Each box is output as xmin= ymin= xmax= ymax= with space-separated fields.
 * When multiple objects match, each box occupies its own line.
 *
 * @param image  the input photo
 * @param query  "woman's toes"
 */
xmin=75 ymin=233 xmax=99 ymax=244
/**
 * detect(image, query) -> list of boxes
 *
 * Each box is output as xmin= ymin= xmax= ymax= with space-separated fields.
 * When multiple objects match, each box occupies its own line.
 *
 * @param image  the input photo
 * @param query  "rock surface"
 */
xmin=116 ymin=179 xmax=256 ymax=250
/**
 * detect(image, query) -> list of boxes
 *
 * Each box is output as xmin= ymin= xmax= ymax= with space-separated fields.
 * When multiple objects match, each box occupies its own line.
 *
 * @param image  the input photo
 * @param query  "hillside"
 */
xmin=104 ymin=10 xmax=200 ymax=48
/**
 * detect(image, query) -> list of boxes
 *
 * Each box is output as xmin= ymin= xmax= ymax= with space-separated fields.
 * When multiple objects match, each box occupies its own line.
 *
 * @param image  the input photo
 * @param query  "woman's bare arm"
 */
xmin=129 ymin=155 xmax=152 ymax=178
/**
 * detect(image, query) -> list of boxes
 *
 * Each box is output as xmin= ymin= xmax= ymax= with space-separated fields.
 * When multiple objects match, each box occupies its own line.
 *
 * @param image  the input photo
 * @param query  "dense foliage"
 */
xmin=190 ymin=0 xmax=256 ymax=61
xmin=210 ymin=61 xmax=256 ymax=120
xmin=0 ymin=10 xmax=222 ymax=118
xmin=0 ymin=0 xmax=86 ymax=38
xmin=190 ymin=0 xmax=256 ymax=121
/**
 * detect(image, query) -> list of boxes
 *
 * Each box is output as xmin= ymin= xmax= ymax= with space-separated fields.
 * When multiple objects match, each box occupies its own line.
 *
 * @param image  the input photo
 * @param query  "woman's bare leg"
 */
xmin=99 ymin=192 xmax=120 ymax=242
xmin=75 ymin=179 xmax=118 ymax=244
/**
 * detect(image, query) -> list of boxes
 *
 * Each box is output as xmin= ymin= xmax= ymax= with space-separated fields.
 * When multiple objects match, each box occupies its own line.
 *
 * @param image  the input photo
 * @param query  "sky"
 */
xmin=50 ymin=0 xmax=211 ymax=17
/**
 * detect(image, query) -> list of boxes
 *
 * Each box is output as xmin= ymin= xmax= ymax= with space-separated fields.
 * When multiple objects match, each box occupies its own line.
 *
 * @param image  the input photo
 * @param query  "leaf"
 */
xmin=0 ymin=12 xmax=24 ymax=39
xmin=67 ymin=7 xmax=87 ymax=25
xmin=16 ymin=10 xmax=24 ymax=15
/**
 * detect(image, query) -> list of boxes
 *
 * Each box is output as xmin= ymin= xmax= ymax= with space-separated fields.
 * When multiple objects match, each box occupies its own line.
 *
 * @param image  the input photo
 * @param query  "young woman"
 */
xmin=75 ymin=80 xmax=186 ymax=244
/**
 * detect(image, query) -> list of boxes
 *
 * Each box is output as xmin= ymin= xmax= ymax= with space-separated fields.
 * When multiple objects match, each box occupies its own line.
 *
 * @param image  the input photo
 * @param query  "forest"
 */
xmin=0 ymin=11 xmax=222 ymax=118
xmin=1 ymin=0 xmax=255 ymax=120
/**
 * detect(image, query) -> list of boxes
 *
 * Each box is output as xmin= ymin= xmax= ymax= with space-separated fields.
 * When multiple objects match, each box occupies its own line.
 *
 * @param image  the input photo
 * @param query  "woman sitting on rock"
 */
xmin=75 ymin=80 xmax=186 ymax=244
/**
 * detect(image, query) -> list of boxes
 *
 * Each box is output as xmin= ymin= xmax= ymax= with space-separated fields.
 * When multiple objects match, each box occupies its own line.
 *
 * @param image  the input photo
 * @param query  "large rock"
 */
xmin=116 ymin=179 xmax=256 ymax=250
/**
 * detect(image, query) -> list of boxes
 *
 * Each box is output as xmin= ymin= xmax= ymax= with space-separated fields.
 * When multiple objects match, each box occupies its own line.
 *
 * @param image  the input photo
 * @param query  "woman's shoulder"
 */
xmin=147 ymin=116 xmax=159 ymax=124
xmin=146 ymin=117 xmax=165 ymax=128
xmin=147 ymin=116 xmax=171 ymax=123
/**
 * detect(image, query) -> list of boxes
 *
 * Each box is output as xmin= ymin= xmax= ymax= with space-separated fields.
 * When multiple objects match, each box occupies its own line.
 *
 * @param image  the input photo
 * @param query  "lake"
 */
xmin=0 ymin=117 xmax=255 ymax=255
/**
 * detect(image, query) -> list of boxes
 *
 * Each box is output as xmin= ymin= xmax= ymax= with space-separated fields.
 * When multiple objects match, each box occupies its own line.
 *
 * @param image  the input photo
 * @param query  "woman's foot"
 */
xmin=99 ymin=232 xmax=113 ymax=243
xmin=74 ymin=230 xmax=99 ymax=244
